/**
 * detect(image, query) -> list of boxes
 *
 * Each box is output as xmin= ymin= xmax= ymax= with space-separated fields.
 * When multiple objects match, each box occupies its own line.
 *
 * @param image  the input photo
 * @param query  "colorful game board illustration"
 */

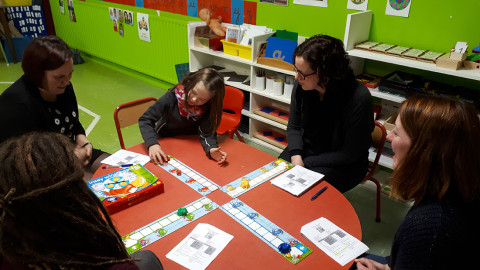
xmin=221 ymin=159 xmax=293 ymax=198
xmin=122 ymin=197 xmax=218 ymax=254
xmin=221 ymin=199 xmax=312 ymax=264
xmin=88 ymin=164 xmax=164 ymax=214
xmin=158 ymin=155 xmax=220 ymax=195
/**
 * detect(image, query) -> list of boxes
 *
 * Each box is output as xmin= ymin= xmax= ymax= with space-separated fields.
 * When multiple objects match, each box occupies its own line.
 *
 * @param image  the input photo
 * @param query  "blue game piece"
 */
xmin=278 ymin=242 xmax=292 ymax=254
xmin=274 ymin=137 xmax=285 ymax=142
xmin=278 ymin=111 xmax=288 ymax=117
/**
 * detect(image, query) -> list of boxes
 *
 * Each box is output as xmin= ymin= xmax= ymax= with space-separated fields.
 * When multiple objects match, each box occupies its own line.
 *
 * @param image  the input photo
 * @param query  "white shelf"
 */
xmin=243 ymin=109 xmax=287 ymax=130
xmin=244 ymin=135 xmax=283 ymax=153
xmin=190 ymin=47 xmax=253 ymax=65
xmin=250 ymin=89 xmax=291 ymax=104
xmin=348 ymin=49 xmax=480 ymax=81
xmin=368 ymin=87 xmax=405 ymax=103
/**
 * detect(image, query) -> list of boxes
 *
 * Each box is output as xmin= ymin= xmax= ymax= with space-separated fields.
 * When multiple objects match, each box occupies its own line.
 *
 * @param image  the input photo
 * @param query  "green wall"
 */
xmin=50 ymin=0 xmax=479 ymax=88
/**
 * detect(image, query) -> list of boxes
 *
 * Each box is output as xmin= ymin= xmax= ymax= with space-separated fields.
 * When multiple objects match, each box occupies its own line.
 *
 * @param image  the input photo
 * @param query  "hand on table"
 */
xmin=355 ymin=258 xmax=390 ymax=270
xmin=291 ymin=155 xmax=304 ymax=167
xmin=149 ymin=144 xmax=170 ymax=164
xmin=210 ymin=147 xmax=227 ymax=166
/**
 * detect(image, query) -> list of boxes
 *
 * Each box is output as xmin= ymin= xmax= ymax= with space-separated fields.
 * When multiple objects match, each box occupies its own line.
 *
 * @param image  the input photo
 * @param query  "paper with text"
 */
xmin=301 ymin=217 xmax=368 ymax=266
xmin=166 ymin=223 xmax=234 ymax=270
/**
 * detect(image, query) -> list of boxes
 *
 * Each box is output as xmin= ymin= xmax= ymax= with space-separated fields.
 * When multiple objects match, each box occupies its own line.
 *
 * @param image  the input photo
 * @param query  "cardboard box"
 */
xmin=194 ymin=26 xmax=223 ymax=51
xmin=463 ymin=60 xmax=480 ymax=70
xmin=449 ymin=51 xmax=467 ymax=61
xmin=436 ymin=54 xmax=462 ymax=70
xmin=384 ymin=113 xmax=397 ymax=132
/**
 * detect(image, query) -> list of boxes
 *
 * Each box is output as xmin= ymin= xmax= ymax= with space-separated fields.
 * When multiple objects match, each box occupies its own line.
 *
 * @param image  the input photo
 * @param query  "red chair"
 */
xmin=114 ymin=97 xmax=157 ymax=149
xmin=363 ymin=121 xmax=387 ymax=222
xmin=216 ymin=86 xmax=245 ymax=142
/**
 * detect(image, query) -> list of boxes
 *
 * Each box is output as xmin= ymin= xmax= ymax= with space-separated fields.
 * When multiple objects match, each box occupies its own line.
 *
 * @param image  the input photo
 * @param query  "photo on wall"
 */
xmin=124 ymin=10 xmax=134 ymax=26
xmin=118 ymin=8 xmax=123 ymax=23
xmin=385 ymin=0 xmax=411 ymax=17
xmin=67 ymin=0 xmax=76 ymax=22
xmin=137 ymin=13 xmax=151 ymax=42
xmin=259 ymin=0 xmax=288 ymax=6
xmin=293 ymin=0 xmax=328 ymax=7
xmin=347 ymin=0 xmax=368 ymax=11
xmin=119 ymin=22 xmax=124 ymax=37
xmin=59 ymin=0 xmax=65 ymax=14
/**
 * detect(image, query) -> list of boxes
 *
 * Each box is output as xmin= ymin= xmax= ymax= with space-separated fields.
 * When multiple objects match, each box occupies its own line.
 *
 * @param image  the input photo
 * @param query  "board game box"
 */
xmin=88 ymin=164 xmax=164 ymax=214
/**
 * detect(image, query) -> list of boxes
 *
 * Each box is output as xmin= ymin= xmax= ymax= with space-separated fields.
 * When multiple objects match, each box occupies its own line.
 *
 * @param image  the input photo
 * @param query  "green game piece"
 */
xmin=177 ymin=207 xmax=188 ymax=217
xmin=158 ymin=228 xmax=168 ymax=236
xmin=204 ymin=203 xmax=213 ymax=210
xmin=186 ymin=213 xmax=195 ymax=220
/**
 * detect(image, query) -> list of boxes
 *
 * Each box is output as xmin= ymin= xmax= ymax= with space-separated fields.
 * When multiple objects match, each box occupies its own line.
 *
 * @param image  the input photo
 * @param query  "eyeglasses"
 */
xmin=294 ymin=66 xmax=316 ymax=80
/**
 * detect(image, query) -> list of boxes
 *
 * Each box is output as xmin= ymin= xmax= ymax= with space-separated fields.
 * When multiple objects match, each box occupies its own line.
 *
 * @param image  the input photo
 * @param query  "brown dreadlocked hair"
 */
xmin=0 ymin=132 xmax=132 ymax=269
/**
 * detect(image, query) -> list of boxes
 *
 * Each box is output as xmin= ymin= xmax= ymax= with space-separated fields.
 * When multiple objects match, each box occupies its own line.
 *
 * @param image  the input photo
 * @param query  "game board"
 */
xmin=221 ymin=159 xmax=293 ymax=198
xmin=122 ymin=197 xmax=218 ymax=254
xmin=88 ymin=164 xmax=164 ymax=214
xmin=221 ymin=198 xmax=313 ymax=264
xmin=158 ymin=155 xmax=220 ymax=195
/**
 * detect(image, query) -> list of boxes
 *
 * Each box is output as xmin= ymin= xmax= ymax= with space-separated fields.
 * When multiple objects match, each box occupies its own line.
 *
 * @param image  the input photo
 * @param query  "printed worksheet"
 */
xmin=301 ymin=217 xmax=368 ymax=266
xmin=100 ymin=149 xmax=150 ymax=166
xmin=271 ymin=165 xmax=324 ymax=196
xmin=166 ymin=223 xmax=233 ymax=270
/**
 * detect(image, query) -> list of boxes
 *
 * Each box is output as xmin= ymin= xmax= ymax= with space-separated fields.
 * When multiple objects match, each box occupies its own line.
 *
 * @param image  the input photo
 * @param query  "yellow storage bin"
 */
xmin=221 ymin=40 xmax=251 ymax=60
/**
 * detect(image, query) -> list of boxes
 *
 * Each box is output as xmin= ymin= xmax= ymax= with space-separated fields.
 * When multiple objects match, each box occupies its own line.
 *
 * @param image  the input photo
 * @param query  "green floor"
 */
xmin=0 ymin=56 xmax=411 ymax=258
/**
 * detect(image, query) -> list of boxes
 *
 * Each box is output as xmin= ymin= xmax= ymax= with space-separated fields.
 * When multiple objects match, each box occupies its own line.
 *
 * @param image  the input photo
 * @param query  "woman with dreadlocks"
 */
xmin=0 ymin=132 xmax=163 ymax=270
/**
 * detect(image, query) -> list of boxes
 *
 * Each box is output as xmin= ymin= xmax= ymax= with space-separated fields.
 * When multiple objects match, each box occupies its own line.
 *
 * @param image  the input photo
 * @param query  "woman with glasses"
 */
xmin=279 ymin=35 xmax=374 ymax=193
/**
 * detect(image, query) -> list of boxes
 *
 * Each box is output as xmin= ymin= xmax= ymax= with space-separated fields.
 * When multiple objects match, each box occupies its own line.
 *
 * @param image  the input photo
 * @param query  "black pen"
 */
xmin=311 ymin=186 xmax=328 ymax=201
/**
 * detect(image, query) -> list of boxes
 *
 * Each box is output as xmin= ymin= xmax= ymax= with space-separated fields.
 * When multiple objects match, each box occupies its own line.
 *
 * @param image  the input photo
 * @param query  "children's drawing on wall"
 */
xmin=347 ymin=0 xmax=368 ymax=11
xmin=124 ymin=10 xmax=134 ymax=26
xmin=259 ymin=0 xmax=288 ymax=6
xmin=137 ymin=13 xmax=151 ymax=42
xmin=119 ymin=22 xmax=124 ymax=37
xmin=385 ymin=0 xmax=411 ymax=17
xmin=109 ymin=7 xmax=115 ymax=20
xmin=293 ymin=0 xmax=328 ymax=8
xmin=67 ymin=0 xmax=76 ymax=22
xmin=59 ymin=0 xmax=65 ymax=14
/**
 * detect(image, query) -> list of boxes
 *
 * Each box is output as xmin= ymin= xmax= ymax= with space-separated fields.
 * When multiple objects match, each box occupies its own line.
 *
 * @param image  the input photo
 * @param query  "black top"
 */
xmin=286 ymin=80 xmax=373 ymax=173
xmin=138 ymin=89 xmax=218 ymax=158
xmin=387 ymin=198 xmax=480 ymax=269
xmin=0 ymin=75 xmax=85 ymax=144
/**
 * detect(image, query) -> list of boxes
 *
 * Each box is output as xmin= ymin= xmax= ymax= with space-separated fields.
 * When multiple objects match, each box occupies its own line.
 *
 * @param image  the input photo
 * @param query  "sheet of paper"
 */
xmin=166 ymin=223 xmax=233 ymax=270
xmin=100 ymin=149 xmax=150 ymax=166
xmin=454 ymin=41 xmax=468 ymax=53
xmin=270 ymin=165 xmax=324 ymax=196
xmin=301 ymin=217 xmax=369 ymax=266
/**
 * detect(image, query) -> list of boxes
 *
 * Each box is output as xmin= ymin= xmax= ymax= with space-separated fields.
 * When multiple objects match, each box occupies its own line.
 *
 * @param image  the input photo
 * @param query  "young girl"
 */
xmin=139 ymin=68 xmax=227 ymax=165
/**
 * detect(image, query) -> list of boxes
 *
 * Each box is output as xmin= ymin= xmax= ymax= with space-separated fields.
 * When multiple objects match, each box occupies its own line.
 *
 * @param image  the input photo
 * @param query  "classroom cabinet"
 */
xmin=188 ymin=21 xmax=294 ymax=153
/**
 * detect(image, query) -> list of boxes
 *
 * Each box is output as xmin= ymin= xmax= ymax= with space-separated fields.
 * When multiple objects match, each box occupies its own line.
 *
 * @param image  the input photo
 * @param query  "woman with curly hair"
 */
xmin=279 ymin=35 xmax=374 ymax=192
xmin=0 ymin=132 xmax=163 ymax=270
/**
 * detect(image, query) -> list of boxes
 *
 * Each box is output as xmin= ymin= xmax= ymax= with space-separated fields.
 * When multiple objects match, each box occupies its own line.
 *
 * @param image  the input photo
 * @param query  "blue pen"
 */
xmin=102 ymin=164 xmax=133 ymax=169
xmin=311 ymin=186 xmax=328 ymax=201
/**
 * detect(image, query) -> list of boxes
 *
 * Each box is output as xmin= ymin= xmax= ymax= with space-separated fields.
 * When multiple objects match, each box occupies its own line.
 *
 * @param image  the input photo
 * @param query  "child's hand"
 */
xmin=148 ymin=144 xmax=169 ymax=164
xmin=210 ymin=147 xmax=227 ymax=165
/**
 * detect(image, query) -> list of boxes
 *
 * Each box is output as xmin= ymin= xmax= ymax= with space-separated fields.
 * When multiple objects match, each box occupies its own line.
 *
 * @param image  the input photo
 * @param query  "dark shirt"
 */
xmin=387 ymin=199 xmax=480 ymax=269
xmin=286 ymin=80 xmax=373 ymax=174
xmin=0 ymin=75 xmax=85 ymax=143
xmin=138 ymin=89 xmax=218 ymax=158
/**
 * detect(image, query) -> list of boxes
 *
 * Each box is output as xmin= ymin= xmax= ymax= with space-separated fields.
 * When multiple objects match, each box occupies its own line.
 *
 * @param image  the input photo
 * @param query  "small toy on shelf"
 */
xmin=198 ymin=8 xmax=226 ymax=37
